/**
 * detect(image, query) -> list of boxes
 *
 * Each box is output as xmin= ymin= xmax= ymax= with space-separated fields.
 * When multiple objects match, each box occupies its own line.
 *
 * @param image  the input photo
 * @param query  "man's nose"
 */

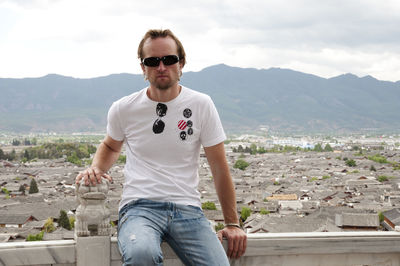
xmin=157 ymin=61 xmax=167 ymax=71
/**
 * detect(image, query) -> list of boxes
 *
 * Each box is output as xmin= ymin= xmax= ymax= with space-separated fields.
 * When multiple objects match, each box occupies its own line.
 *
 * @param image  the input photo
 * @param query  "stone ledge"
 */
xmin=2 ymin=232 xmax=400 ymax=266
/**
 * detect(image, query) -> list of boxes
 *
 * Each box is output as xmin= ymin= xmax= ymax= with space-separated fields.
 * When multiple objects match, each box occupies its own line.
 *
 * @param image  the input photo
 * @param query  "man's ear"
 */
xmin=140 ymin=63 xmax=145 ymax=74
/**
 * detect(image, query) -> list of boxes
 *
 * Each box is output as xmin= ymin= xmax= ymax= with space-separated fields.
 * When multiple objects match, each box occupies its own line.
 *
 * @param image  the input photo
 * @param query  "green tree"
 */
xmin=43 ymin=218 xmax=56 ymax=233
xmin=370 ymin=165 xmax=377 ymax=171
xmin=324 ymin=144 xmax=333 ymax=152
xmin=214 ymin=223 xmax=224 ymax=232
xmin=202 ymin=201 xmax=217 ymax=210
xmin=313 ymin=143 xmax=323 ymax=152
xmin=59 ymin=210 xmax=72 ymax=230
xmin=5 ymin=149 xmax=16 ymax=161
xmin=23 ymin=149 xmax=30 ymax=161
xmin=69 ymin=216 xmax=75 ymax=229
xmin=29 ymin=178 xmax=39 ymax=194
xmin=257 ymin=147 xmax=267 ymax=154
xmin=237 ymin=145 xmax=244 ymax=153
xmin=240 ymin=207 xmax=251 ymax=222
xmin=18 ymin=184 xmax=25 ymax=194
xmin=260 ymin=208 xmax=270 ymax=215
xmin=12 ymin=139 xmax=21 ymax=146
xmin=250 ymin=143 xmax=257 ymax=155
xmin=233 ymin=159 xmax=250 ymax=171
xmin=26 ymin=231 xmax=44 ymax=241
xmin=378 ymin=212 xmax=384 ymax=223
xmin=66 ymin=152 xmax=82 ymax=166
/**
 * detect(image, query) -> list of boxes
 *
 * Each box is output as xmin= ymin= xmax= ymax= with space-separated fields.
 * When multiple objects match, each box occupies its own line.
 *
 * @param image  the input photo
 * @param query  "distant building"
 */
xmin=267 ymin=194 xmax=298 ymax=201
xmin=0 ymin=214 xmax=38 ymax=228
xmin=382 ymin=208 xmax=400 ymax=231
xmin=335 ymin=213 xmax=379 ymax=231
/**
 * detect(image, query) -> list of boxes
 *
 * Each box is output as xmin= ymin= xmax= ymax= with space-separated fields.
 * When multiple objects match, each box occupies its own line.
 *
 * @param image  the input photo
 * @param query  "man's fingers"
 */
xmin=217 ymin=230 xmax=223 ymax=243
xmin=239 ymin=234 xmax=247 ymax=257
xmin=88 ymin=168 xmax=97 ymax=185
xmin=75 ymin=172 xmax=83 ymax=184
xmin=102 ymin=173 xmax=113 ymax=183
xmin=230 ymin=235 xmax=240 ymax=258
xmin=221 ymin=227 xmax=247 ymax=259
xmin=76 ymin=167 xmax=111 ymax=186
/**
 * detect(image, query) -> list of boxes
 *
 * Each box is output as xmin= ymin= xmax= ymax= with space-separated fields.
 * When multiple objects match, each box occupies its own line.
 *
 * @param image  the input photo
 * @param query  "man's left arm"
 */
xmin=204 ymin=142 xmax=247 ymax=259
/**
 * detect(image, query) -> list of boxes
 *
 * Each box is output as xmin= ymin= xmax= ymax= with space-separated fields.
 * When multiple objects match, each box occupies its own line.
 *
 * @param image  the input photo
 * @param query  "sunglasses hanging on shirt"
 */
xmin=153 ymin=103 xmax=168 ymax=134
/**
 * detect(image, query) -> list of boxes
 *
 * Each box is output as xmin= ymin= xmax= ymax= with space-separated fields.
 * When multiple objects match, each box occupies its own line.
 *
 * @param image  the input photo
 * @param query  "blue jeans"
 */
xmin=117 ymin=199 xmax=229 ymax=266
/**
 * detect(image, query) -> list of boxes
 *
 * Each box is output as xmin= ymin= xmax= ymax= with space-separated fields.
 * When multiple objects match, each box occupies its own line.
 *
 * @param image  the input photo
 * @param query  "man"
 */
xmin=75 ymin=29 xmax=247 ymax=265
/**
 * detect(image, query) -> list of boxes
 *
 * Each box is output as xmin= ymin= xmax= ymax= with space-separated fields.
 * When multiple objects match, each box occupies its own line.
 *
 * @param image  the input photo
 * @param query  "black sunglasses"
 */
xmin=153 ymin=103 xmax=168 ymax=134
xmin=142 ymin=55 xmax=180 ymax=67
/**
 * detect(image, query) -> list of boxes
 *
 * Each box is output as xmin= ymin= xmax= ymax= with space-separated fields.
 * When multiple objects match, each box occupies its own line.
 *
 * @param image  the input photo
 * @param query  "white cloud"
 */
xmin=0 ymin=0 xmax=400 ymax=81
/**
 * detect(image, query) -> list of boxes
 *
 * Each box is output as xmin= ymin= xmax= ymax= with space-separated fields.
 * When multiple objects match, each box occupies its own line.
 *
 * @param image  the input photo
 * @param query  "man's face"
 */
xmin=141 ymin=36 xmax=183 ymax=91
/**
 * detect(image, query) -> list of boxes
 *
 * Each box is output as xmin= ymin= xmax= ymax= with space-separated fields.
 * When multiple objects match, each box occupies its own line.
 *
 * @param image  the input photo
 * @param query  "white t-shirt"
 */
xmin=107 ymin=86 xmax=226 ymax=210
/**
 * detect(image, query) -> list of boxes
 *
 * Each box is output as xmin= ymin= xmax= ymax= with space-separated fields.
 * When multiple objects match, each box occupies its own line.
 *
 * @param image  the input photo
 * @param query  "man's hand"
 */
xmin=217 ymin=226 xmax=247 ymax=259
xmin=75 ymin=166 xmax=112 ymax=186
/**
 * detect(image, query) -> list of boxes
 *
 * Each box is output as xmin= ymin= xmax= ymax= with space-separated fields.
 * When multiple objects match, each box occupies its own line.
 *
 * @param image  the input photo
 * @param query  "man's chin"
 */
xmin=155 ymin=81 xmax=176 ymax=91
xmin=156 ymin=85 xmax=170 ymax=91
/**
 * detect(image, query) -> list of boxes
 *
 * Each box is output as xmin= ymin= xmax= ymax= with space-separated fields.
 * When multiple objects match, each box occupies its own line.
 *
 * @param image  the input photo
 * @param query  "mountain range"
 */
xmin=1 ymin=64 xmax=399 ymax=133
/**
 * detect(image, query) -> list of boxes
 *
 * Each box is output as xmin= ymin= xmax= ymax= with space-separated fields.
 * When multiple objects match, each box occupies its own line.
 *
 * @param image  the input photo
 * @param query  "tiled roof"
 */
xmin=0 ymin=214 xmax=37 ymax=225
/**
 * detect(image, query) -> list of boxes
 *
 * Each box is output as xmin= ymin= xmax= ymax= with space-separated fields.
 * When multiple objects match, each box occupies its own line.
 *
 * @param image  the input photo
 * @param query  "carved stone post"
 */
xmin=75 ymin=178 xmax=111 ymax=266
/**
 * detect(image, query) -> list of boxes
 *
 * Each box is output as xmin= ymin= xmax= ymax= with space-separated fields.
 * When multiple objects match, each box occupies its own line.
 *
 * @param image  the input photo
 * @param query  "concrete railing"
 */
xmin=3 ymin=183 xmax=399 ymax=265
xmin=1 ymin=231 xmax=400 ymax=266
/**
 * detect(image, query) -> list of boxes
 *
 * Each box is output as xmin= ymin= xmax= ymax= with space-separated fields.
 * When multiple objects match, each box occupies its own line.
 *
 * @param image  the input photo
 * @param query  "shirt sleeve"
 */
xmin=106 ymin=101 xmax=125 ymax=141
xmin=200 ymin=96 xmax=226 ymax=147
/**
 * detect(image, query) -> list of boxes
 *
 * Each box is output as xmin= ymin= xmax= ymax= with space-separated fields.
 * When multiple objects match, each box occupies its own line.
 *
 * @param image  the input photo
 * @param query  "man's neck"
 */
xmin=147 ymin=84 xmax=182 ymax=102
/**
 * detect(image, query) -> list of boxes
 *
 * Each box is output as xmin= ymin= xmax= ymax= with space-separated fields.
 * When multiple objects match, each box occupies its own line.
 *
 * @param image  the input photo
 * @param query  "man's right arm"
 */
xmin=75 ymin=135 xmax=123 ymax=186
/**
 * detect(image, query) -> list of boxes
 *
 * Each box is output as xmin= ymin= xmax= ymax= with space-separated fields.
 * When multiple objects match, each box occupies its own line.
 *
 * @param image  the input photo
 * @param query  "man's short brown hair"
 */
xmin=137 ymin=29 xmax=186 ymax=67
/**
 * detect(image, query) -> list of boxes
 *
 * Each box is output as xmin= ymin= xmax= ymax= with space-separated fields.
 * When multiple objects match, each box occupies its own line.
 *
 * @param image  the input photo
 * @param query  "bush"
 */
xmin=44 ymin=218 xmax=56 ymax=233
xmin=202 ymin=201 xmax=217 ymax=210
xmin=117 ymin=155 xmax=126 ymax=164
xmin=378 ymin=212 xmax=384 ymax=223
xmin=1 ymin=187 xmax=10 ymax=195
xmin=29 ymin=178 xmax=39 ymax=194
xmin=66 ymin=152 xmax=83 ymax=166
xmin=370 ymin=165 xmax=377 ymax=171
xmin=240 ymin=207 xmax=251 ymax=222
xmin=59 ymin=210 xmax=72 ymax=230
xmin=214 ymin=222 xmax=224 ymax=232
xmin=69 ymin=216 xmax=75 ymax=229
xmin=377 ymin=175 xmax=390 ymax=182
xmin=26 ymin=231 xmax=44 ymax=241
xmin=368 ymin=154 xmax=388 ymax=164
xmin=345 ymin=159 xmax=356 ymax=167
xmin=233 ymin=159 xmax=250 ymax=171
xmin=260 ymin=208 xmax=270 ymax=215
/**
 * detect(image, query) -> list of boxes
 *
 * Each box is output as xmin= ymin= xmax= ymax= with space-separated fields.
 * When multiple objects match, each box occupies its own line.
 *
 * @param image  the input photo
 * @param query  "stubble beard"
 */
xmin=154 ymin=77 xmax=178 ymax=91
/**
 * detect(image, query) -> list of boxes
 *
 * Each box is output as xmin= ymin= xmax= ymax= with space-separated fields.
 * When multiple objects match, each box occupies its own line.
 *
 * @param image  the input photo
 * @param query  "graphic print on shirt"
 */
xmin=179 ymin=108 xmax=193 ymax=141
xmin=153 ymin=103 xmax=167 ymax=134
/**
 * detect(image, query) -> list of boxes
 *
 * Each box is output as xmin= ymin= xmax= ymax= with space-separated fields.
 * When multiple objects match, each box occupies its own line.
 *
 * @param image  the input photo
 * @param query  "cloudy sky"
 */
xmin=1 ymin=0 xmax=400 ymax=81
